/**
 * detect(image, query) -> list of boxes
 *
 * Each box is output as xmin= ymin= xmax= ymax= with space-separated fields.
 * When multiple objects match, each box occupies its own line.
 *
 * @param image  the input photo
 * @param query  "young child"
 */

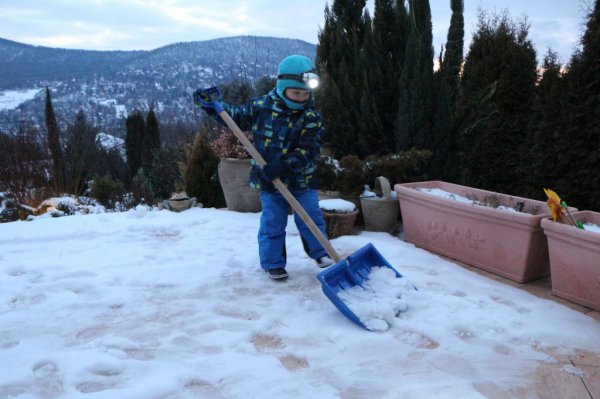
xmin=195 ymin=54 xmax=333 ymax=280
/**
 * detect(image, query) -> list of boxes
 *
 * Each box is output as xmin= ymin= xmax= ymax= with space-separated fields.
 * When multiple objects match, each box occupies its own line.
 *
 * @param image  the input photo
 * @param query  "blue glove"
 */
xmin=262 ymin=161 xmax=291 ymax=182
xmin=193 ymin=89 xmax=224 ymax=114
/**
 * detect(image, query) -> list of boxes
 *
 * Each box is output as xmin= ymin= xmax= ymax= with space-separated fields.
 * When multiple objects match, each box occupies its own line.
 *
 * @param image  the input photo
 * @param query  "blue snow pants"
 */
xmin=258 ymin=189 xmax=328 ymax=271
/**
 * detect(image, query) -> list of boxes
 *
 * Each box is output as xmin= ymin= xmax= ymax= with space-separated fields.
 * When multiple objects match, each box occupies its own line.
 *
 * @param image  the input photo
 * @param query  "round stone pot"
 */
xmin=218 ymin=158 xmax=261 ymax=213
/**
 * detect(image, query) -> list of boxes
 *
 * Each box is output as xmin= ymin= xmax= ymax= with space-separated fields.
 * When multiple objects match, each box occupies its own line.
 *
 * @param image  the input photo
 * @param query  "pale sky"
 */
xmin=0 ymin=0 xmax=589 ymax=63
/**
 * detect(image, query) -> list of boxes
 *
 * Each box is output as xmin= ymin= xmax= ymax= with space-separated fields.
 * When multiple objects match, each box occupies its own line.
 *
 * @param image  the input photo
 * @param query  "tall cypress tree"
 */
xmin=316 ymin=0 xmax=368 ymax=157
xmin=125 ymin=110 xmax=146 ymax=181
xmin=45 ymin=86 xmax=64 ymax=193
xmin=559 ymin=0 xmax=600 ymax=210
xmin=442 ymin=0 xmax=464 ymax=110
xmin=357 ymin=11 xmax=384 ymax=154
xmin=143 ymin=107 xmax=161 ymax=172
xmin=396 ymin=0 xmax=434 ymax=152
xmin=457 ymin=11 xmax=537 ymax=194
xmin=430 ymin=0 xmax=464 ymax=180
xmin=525 ymin=50 xmax=565 ymax=199
xmin=64 ymin=110 xmax=99 ymax=195
xmin=372 ymin=0 xmax=409 ymax=153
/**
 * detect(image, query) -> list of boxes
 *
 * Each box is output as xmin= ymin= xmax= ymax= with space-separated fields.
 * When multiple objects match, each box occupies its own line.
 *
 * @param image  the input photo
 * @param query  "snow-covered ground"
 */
xmin=0 ymin=206 xmax=599 ymax=398
xmin=0 ymin=88 xmax=41 ymax=111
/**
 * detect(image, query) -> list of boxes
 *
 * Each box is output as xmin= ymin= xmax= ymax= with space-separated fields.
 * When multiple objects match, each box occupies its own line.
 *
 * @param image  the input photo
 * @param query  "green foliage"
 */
xmin=143 ymin=107 xmax=161 ymax=172
xmin=221 ymin=80 xmax=253 ymax=105
xmin=364 ymin=149 xmax=433 ymax=187
xmin=92 ymin=174 xmax=125 ymax=208
xmin=0 ymin=192 xmax=32 ymax=222
xmin=44 ymin=86 xmax=64 ymax=194
xmin=255 ymin=76 xmax=277 ymax=96
xmin=396 ymin=0 xmax=434 ymax=152
xmin=64 ymin=110 xmax=101 ymax=195
xmin=132 ymin=168 xmax=154 ymax=205
xmin=428 ymin=0 xmax=464 ymax=181
xmin=457 ymin=11 xmax=537 ymax=195
xmin=148 ymin=146 xmax=183 ymax=200
xmin=125 ymin=110 xmax=145 ymax=180
xmin=316 ymin=0 xmax=370 ymax=157
xmin=523 ymin=50 xmax=566 ymax=199
xmin=555 ymin=0 xmax=600 ymax=211
xmin=337 ymin=155 xmax=365 ymax=194
xmin=180 ymin=133 xmax=224 ymax=208
xmin=315 ymin=156 xmax=339 ymax=191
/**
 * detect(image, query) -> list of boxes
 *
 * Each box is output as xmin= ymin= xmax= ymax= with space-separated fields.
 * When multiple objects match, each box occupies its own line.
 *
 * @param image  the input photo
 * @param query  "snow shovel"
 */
xmin=194 ymin=87 xmax=405 ymax=330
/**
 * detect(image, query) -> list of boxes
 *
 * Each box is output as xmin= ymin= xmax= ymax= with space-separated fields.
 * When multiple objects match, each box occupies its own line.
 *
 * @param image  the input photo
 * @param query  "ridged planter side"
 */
xmin=323 ymin=210 xmax=359 ymax=239
xmin=218 ymin=158 xmax=261 ymax=213
xmin=394 ymin=181 xmax=559 ymax=283
xmin=541 ymin=211 xmax=600 ymax=311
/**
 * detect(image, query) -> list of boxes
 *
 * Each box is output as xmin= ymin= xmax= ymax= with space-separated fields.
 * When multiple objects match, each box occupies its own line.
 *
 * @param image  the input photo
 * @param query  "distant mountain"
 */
xmin=0 ymin=36 xmax=316 ymax=136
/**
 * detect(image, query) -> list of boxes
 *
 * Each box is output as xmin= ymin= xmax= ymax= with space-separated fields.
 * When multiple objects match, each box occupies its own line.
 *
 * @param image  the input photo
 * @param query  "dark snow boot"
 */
xmin=267 ymin=268 xmax=288 ymax=280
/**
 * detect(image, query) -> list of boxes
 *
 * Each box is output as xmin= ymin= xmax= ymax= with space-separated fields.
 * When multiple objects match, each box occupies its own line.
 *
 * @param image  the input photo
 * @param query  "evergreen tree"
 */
xmin=525 ymin=50 xmax=565 ymax=199
xmin=255 ymin=76 xmax=277 ymax=96
xmin=221 ymin=80 xmax=253 ymax=105
xmin=356 ymin=11 xmax=385 ymax=154
xmin=125 ymin=110 xmax=145 ymax=181
xmin=396 ymin=0 xmax=434 ymax=152
xmin=143 ymin=107 xmax=161 ymax=173
xmin=457 ymin=11 xmax=537 ymax=194
xmin=430 ymin=0 xmax=464 ymax=180
xmin=44 ymin=86 xmax=64 ymax=193
xmin=180 ymin=133 xmax=224 ymax=208
xmin=316 ymin=0 xmax=369 ymax=157
xmin=442 ymin=0 xmax=464 ymax=110
xmin=64 ymin=110 xmax=100 ymax=195
xmin=372 ymin=0 xmax=409 ymax=153
xmin=558 ymin=0 xmax=600 ymax=210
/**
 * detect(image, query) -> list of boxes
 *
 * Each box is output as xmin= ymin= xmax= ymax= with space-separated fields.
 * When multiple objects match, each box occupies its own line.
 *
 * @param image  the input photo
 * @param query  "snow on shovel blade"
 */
xmin=316 ymin=243 xmax=409 ymax=331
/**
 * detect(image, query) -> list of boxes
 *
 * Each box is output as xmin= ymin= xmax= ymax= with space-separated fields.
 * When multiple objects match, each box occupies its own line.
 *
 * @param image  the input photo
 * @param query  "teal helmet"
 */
xmin=276 ymin=55 xmax=320 ymax=110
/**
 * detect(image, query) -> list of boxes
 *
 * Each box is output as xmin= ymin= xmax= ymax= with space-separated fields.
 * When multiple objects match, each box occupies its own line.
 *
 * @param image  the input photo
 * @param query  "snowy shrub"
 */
xmin=92 ymin=174 xmax=125 ymax=208
xmin=180 ymin=133 xmax=224 ymax=208
xmin=363 ymin=149 xmax=432 ymax=187
xmin=0 ymin=192 xmax=33 ymax=222
xmin=337 ymin=155 xmax=365 ymax=195
xmin=315 ymin=156 xmax=339 ymax=191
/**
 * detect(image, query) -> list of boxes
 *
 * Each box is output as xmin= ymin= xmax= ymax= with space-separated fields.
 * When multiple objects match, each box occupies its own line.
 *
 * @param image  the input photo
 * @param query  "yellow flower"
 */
xmin=543 ymin=188 xmax=563 ymax=222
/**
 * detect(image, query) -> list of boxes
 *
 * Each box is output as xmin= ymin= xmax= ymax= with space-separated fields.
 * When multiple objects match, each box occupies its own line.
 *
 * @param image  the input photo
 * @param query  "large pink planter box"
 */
xmin=394 ymin=181 xmax=555 ymax=283
xmin=541 ymin=211 xmax=600 ymax=311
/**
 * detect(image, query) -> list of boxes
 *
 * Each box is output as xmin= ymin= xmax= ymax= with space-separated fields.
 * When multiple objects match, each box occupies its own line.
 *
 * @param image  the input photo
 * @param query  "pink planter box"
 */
xmin=394 ymin=181 xmax=557 ymax=283
xmin=541 ymin=211 xmax=600 ymax=311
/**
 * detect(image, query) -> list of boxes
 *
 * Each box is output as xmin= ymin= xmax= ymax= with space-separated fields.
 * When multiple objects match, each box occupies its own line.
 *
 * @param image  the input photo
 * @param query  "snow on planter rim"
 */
xmin=319 ymin=198 xmax=356 ymax=213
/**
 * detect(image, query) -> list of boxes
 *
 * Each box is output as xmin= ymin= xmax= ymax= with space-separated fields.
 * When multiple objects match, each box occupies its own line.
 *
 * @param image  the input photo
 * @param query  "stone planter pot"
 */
xmin=360 ymin=176 xmax=399 ymax=233
xmin=541 ymin=211 xmax=600 ymax=311
xmin=218 ymin=158 xmax=261 ymax=213
xmin=394 ymin=180 xmax=566 ymax=283
xmin=322 ymin=210 xmax=359 ymax=239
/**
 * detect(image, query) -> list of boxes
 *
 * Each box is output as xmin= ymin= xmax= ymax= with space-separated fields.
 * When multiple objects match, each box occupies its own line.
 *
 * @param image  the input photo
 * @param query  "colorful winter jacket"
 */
xmin=219 ymin=89 xmax=323 ymax=193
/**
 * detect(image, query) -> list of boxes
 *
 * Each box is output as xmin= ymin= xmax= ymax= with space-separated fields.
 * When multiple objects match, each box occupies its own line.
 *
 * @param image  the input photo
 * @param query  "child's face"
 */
xmin=284 ymin=88 xmax=311 ymax=103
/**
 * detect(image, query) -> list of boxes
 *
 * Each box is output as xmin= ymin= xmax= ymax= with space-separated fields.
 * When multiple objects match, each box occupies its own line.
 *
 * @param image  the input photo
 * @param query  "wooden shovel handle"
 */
xmin=218 ymin=111 xmax=341 ymax=262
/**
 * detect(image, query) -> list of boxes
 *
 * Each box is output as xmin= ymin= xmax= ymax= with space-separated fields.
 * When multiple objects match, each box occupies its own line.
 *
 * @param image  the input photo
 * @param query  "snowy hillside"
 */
xmin=1 ymin=207 xmax=599 ymax=398
xmin=0 ymin=36 xmax=316 ymax=136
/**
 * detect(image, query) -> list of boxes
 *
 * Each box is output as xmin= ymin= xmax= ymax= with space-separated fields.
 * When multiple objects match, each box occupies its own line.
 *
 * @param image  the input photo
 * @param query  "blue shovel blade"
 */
xmin=316 ymin=243 xmax=403 ymax=330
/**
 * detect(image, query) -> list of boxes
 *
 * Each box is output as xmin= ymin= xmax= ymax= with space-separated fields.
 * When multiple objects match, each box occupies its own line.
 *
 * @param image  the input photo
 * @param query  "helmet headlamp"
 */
xmin=278 ymin=71 xmax=320 ymax=89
